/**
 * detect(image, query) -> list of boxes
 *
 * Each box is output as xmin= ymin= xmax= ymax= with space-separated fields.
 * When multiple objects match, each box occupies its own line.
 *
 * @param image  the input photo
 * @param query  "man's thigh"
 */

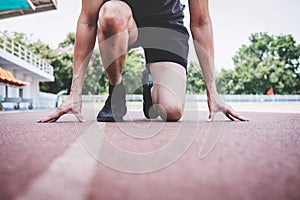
xmin=99 ymin=0 xmax=138 ymax=46
xmin=149 ymin=62 xmax=186 ymax=109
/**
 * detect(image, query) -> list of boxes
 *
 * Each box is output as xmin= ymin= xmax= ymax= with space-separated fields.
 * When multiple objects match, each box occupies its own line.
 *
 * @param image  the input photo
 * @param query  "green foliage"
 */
xmin=30 ymin=42 xmax=74 ymax=94
xmin=7 ymin=31 xmax=33 ymax=46
xmin=5 ymin=31 xmax=207 ymax=95
xmin=42 ymin=51 xmax=73 ymax=94
xmin=82 ymin=50 xmax=107 ymax=95
xmin=122 ymin=49 xmax=145 ymax=94
xmin=218 ymin=32 xmax=300 ymax=94
xmin=7 ymin=32 xmax=74 ymax=94
xmin=82 ymin=49 xmax=146 ymax=95
xmin=186 ymin=61 xmax=206 ymax=94
xmin=59 ymin=32 xmax=76 ymax=48
xmin=8 ymin=31 xmax=299 ymax=95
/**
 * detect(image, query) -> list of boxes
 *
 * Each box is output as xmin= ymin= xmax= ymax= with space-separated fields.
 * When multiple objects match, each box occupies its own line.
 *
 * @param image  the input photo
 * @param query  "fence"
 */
xmin=38 ymin=92 xmax=57 ymax=109
xmin=0 ymin=32 xmax=53 ymax=76
xmin=1 ymin=93 xmax=297 ymax=110
xmin=188 ymin=94 xmax=300 ymax=103
xmin=77 ymin=94 xmax=300 ymax=103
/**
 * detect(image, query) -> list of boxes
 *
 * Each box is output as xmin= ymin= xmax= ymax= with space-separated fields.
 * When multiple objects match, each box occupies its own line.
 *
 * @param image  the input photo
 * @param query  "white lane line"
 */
xmin=16 ymin=123 xmax=104 ymax=200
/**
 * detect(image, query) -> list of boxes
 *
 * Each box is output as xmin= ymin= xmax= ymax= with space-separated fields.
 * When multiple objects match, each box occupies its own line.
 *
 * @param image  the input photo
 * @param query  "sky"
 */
xmin=0 ymin=0 xmax=299 ymax=70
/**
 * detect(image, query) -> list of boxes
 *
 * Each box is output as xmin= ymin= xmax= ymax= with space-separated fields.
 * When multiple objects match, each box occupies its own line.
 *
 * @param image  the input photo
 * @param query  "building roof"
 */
xmin=0 ymin=0 xmax=57 ymax=19
xmin=0 ymin=67 xmax=28 ymax=86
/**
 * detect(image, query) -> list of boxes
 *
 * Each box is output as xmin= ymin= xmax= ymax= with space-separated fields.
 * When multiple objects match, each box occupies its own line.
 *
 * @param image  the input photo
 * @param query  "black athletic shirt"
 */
xmin=103 ymin=0 xmax=186 ymax=24
xmin=122 ymin=0 xmax=185 ymax=20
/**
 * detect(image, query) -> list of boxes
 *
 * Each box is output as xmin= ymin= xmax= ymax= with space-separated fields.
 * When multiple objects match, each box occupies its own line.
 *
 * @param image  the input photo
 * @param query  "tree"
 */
xmin=186 ymin=61 xmax=206 ymax=94
xmin=59 ymin=32 xmax=76 ymax=48
xmin=3 ymin=32 xmax=74 ymax=94
xmin=122 ymin=49 xmax=145 ymax=94
xmin=82 ymin=50 xmax=107 ymax=95
xmin=217 ymin=32 xmax=300 ymax=94
xmin=31 ymin=33 xmax=75 ymax=94
xmin=29 ymin=41 xmax=74 ymax=94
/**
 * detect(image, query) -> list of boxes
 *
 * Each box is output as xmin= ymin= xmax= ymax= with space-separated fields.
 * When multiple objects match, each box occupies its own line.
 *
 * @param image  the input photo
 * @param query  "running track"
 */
xmin=0 ymin=109 xmax=299 ymax=200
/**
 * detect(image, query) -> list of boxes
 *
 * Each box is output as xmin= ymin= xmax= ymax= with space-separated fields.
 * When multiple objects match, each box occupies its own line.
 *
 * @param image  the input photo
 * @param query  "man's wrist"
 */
xmin=70 ymin=78 xmax=84 ymax=96
xmin=70 ymin=86 xmax=83 ymax=96
xmin=205 ymin=83 xmax=218 ymax=96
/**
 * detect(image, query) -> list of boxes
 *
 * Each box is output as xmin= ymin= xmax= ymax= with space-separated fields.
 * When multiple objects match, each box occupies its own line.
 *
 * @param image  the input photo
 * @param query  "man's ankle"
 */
xmin=109 ymin=80 xmax=125 ymax=94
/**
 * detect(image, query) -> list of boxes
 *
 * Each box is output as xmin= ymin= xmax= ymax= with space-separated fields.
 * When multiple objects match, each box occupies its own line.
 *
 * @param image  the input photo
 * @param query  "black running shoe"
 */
xmin=97 ymin=81 xmax=127 ymax=122
xmin=142 ymin=69 xmax=159 ymax=119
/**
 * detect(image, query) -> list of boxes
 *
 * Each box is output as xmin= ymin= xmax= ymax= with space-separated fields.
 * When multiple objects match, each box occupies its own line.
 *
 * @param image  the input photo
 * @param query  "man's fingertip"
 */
xmin=78 ymin=118 xmax=86 ymax=122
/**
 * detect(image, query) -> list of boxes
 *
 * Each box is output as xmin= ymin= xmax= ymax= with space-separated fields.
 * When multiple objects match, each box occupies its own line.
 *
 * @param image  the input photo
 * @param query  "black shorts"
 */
xmin=103 ymin=0 xmax=190 ymax=69
xmin=131 ymin=17 xmax=189 ymax=69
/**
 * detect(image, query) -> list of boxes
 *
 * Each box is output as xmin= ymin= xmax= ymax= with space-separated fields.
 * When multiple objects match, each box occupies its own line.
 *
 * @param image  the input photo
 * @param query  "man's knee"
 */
xmin=166 ymin=106 xmax=182 ymax=121
xmin=157 ymin=103 xmax=183 ymax=122
xmin=98 ymin=2 xmax=131 ymax=35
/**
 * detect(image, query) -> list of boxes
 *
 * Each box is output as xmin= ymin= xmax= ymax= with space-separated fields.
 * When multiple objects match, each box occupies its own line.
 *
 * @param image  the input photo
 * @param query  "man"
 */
xmin=38 ymin=0 xmax=248 ymax=123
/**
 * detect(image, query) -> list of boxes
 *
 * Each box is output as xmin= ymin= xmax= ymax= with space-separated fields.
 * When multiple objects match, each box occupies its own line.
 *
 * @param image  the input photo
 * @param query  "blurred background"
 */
xmin=0 ymin=0 xmax=299 ymax=111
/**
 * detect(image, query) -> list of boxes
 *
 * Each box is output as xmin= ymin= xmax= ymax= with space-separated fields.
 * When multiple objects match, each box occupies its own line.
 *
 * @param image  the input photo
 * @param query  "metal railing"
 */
xmin=76 ymin=94 xmax=300 ymax=103
xmin=0 ymin=32 xmax=53 ymax=76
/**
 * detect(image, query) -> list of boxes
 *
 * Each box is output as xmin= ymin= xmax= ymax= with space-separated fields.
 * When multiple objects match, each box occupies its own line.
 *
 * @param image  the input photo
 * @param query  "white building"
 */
xmin=0 ymin=32 xmax=54 ymax=109
xmin=0 ymin=0 xmax=57 ymax=110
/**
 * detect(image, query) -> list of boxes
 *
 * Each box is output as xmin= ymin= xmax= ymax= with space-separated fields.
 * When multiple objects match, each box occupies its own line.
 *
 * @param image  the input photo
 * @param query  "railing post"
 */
xmin=39 ymin=59 xmax=42 ymax=71
xmin=33 ymin=54 xmax=36 ymax=66
xmin=46 ymin=63 xmax=49 ymax=74
xmin=42 ymin=61 xmax=45 ymax=72
xmin=21 ymin=46 xmax=25 ymax=60
xmin=11 ymin=38 xmax=14 ymax=55
xmin=45 ymin=62 xmax=48 ymax=73
xmin=2 ymin=37 xmax=6 ymax=51
xmin=39 ymin=58 xmax=42 ymax=71
xmin=36 ymin=55 xmax=38 ymax=67
xmin=50 ymin=66 xmax=53 ymax=75
xmin=0 ymin=35 xmax=3 ymax=50
xmin=18 ymin=44 xmax=21 ymax=59
xmin=29 ymin=51 xmax=32 ymax=64
xmin=24 ymin=48 xmax=27 ymax=62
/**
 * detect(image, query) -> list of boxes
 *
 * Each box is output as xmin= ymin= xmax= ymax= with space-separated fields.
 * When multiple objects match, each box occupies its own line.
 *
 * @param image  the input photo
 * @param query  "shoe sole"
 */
xmin=97 ymin=116 xmax=123 ymax=122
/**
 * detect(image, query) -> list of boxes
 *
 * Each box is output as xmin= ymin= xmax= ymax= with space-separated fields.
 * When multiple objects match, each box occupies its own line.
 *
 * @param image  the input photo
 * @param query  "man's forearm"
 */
xmin=191 ymin=21 xmax=218 ymax=97
xmin=70 ymin=18 xmax=97 ymax=96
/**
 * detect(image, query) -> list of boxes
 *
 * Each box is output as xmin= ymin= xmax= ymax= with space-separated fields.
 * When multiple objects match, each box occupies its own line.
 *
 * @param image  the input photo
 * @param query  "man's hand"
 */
xmin=36 ymin=94 xmax=85 ymax=123
xmin=207 ymin=95 xmax=249 ymax=122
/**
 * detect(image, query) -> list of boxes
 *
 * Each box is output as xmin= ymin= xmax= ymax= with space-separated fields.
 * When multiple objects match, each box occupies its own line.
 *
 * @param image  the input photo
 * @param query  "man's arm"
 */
xmin=188 ymin=0 xmax=248 ymax=121
xmin=37 ymin=0 xmax=103 ymax=122
xmin=71 ymin=0 xmax=103 ymax=95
